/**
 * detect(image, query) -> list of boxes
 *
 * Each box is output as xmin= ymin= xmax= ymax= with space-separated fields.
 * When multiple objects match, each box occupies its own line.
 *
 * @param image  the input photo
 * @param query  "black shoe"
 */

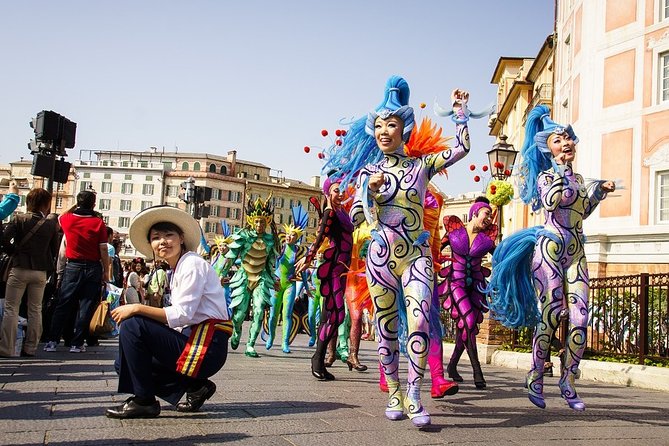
xmin=446 ymin=365 xmax=464 ymax=383
xmin=106 ymin=397 xmax=160 ymax=419
xmin=311 ymin=356 xmax=335 ymax=381
xmin=176 ymin=380 xmax=216 ymax=412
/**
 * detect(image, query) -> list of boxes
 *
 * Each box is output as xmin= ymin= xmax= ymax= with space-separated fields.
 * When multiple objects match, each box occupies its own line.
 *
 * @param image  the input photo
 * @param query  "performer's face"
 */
xmin=149 ymin=228 xmax=184 ymax=265
xmin=328 ymin=182 xmax=344 ymax=208
xmin=474 ymin=207 xmax=493 ymax=230
xmin=374 ymin=116 xmax=404 ymax=153
xmin=253 ymin=217 xmax=267 ymax=233
xmin=286 ymin=232 xmax=298 ymax=245
xmin=548 ymin=132 xmax=576 ymax=163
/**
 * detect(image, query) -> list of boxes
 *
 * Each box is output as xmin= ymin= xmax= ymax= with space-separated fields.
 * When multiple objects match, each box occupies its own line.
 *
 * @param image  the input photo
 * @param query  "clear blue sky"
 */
xmin=0 ymin=1 xmax=554 ymax=195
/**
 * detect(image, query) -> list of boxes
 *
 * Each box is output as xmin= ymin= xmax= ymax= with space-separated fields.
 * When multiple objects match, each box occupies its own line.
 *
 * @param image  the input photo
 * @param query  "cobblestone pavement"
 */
xmin=1 ymin=333 xmax=668 ymax=446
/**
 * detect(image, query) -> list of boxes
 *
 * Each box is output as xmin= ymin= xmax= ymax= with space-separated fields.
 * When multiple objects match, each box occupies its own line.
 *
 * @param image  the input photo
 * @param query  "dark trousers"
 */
xmin=48 ymin=261 xmax=102 ymax=347
xmin=115 ymin=316 xmax=229 ymax=405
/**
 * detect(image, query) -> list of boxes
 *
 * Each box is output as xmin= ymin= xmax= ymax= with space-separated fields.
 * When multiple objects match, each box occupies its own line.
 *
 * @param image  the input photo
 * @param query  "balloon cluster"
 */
xmin=303 ymin=128 xmax=348 ymax=160
xmin=468 ymin=163 xmax=514 ymax=206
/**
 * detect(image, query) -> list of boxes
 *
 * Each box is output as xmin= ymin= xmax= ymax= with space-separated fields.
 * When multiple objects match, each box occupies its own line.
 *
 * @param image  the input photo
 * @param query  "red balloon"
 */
xmin=341 ymin=130 xmax=347 ymax=136
xmin=474 ymin=176 xmax=480 ymax=182
xmin=335 ymin=129 xmax=342 ymax=137
xmin=469 ymin=164 xmax=476 ymax=171
xmin=318 ymin=152 xmax=325 ymax=159
xmin=490 ymin=189 xmax=497 ymax=195
xmin=303 ymin=146 xmax=310 ymax=153
xmin=482 ymin=165 xmax=489 ymax=172
xmin=504 ymin=169 xmax=511 ymax=177
xmin=335 ymin=139 xmax=342 ymax=146
xmin=321 ymin=129 xmax=328 ymax=137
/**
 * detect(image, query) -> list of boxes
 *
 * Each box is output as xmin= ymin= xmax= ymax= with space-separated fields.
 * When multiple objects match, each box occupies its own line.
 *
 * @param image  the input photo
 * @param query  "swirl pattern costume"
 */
xmin=344 ymin=76 xmax=470 ymax=427
xmin=303 ymin=184 xmax=353 ymax=381
xmin=221 ymin=196 xmax=278 ymax=358
xmin=438 ymin=203 xmax=496 ymax=388
xmin=487 ymin=105 xmax=611 ymax=411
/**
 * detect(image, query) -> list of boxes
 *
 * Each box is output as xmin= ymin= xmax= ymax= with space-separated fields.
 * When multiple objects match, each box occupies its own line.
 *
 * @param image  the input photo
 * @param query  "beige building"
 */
xmin=552 ymin=0 xmax=669 ymax=276
xmin=72 ymin=148 xmax=322 ymax=257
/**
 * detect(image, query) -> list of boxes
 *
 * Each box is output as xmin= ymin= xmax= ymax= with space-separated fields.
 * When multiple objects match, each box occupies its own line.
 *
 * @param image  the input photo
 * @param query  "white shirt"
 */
xmin=164 ymin=251 xmax=230 ymax=329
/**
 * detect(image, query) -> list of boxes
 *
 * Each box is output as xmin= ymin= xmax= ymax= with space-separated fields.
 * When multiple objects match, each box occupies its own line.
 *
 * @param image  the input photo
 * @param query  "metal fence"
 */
xmin=501 ymin=273 xmax=669 ymax=365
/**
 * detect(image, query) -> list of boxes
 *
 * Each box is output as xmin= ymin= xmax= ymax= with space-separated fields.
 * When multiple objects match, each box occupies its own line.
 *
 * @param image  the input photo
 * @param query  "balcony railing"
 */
xmin=523 ymin=83 xmax=553 ymax=123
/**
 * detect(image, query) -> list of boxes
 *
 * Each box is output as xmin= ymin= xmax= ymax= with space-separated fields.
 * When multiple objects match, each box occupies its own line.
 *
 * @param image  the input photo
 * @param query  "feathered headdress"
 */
xmin=283 ymin=204 xmax=309 ymax=240
xmin=246 ymin=193 xmax=274 ymax=226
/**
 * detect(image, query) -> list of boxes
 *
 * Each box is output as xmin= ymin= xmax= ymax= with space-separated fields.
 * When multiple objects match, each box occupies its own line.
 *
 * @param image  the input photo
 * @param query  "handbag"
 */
xmin=1 ymin=216 xmax=49 ymax=282
xmin=89 ymin=300 xmax=114 ymax=336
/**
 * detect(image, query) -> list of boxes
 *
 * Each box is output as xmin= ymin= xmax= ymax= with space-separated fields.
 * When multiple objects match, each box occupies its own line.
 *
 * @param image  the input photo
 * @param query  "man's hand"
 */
xmin=111 ymin=303 xmax=139 ymax=324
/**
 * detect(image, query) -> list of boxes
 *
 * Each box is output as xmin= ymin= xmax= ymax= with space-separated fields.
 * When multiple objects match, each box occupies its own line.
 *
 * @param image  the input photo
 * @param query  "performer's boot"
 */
xmin=311 ymin=338 xmax=335 ymax=381
xmin=559 ymin=371 xmax=585 ymax=411
xmin=446 ymin=339 xmax=465 ymax=382
xmin=466 ymin=338 xmax=486 ymax=389
xmin=324 ymin=338 xmax=336 ymax=367
xmin=245 ymin=316 xmax=262 ymax=358
xmin=526 ymin=368 xmax=546 ymax=409
xmin=346 ymin=341 xmax=368 ymax=372
xmin=427 ymin=340 xmax=458 ymax=398
xmin=404 ymin=383 xmax=430 ymax=427
xmin=379 ymin=362 xmax=388 ymax=392
xmin=230 ymin=329 xmax=241 ymax=351
xmin=384 ymin=376 xmax=403 ymax=421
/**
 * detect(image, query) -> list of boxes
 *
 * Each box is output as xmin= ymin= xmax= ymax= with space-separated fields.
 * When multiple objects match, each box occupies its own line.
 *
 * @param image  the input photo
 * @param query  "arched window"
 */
xmin=220 ymin=165 xmax=227 ymax=175
xmin=209 ymin=163 xmax=216 ymax=173
xmin=193 ymin=162 xmax=201 ymax=171
xmin=181 ymin=162 xmax=189 ymax=171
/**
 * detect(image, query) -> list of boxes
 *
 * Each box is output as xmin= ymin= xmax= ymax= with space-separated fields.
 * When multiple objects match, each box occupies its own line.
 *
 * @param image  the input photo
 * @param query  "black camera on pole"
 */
xmin=28 ymin=110 xmax=76 ymax=188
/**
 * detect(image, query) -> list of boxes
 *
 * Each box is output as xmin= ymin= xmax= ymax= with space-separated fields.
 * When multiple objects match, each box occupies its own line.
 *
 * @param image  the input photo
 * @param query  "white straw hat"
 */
xmin=128 ymin=205 xmax=201 ymax=257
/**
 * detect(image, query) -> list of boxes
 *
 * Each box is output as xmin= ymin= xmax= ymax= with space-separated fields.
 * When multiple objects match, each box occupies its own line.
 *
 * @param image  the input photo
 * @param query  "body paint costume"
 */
xmin=438 ymin=202 xmax=497 ymax=389
xmin=343 ymin=76 xmax=470 ymax=427
xmin=220 ymin=196 xmax=279 ymax=358
xmin=302 ymin=183 xmax=353 ymax=381
xmin=487 ymin=105 xmax=612 ymax=411
xmin=265 ymin=205 xmax=309 ymax=353
xmin=211 ymin=221 xmax=234 ymax=317
xmin=306 ymin=257 xmax=323 ymax=347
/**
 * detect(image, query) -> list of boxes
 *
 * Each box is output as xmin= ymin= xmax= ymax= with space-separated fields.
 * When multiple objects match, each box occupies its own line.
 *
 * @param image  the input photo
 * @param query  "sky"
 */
xmin=0 ymin=1 xmax=555 ymax=196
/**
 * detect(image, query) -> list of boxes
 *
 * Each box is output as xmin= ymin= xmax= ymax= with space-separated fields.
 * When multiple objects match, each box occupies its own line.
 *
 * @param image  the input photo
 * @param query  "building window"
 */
xmin=146 ymin=175 xmax=153 ymax=181
xmin=231 ymin=208 xmax=240 ymax=219
xmin=57 ymin=183 xmax=65 ymax=192
xmin=211 ymin=189 xmax=220 ymax=200
xmin=662 ymin=0 xmax=669 ymax=20
xmin=101 ymin=182 xmax=112 ymax=193
xmin=220 ymin=166 xmax=227 ymax=175
xmin=210 ymin=205 xmax=219 ymax=217
xmin=209 ymin=164 xmax=216 ymax=173
xmin=167 ymin=185 xmax=178 ymax=197
xmin=125 ymin=174 xmax=132 ymax=180
xmin=193 ymin=162 xmax=201 ymax=171
xmin=661 ymin=51 xmax=669 ymax=102
xmin=79 ymin=181 xmax=92 ymax=192
xmin=121 ymin=183 xmax=133 ymax=194
xmin=141 ymin=200 xmax=153 ymax=210
xmin=182 ymin=162 xmax=189 ymax=170
xmin=163 ymin=161 xmax=173 ymax=170
xmin=142 ymin=184 xmax=154 ymax=195
xmin=120 ymin=200 xmax=132 ymax=212
xmin=657 ymin=171 xmax=669 ymax=223
xmin=118 ymin=217 xmax=130 ymax=228
xmin=56 ymin=197 xmax=63 ymax=208
xmin=83 ymin=172 xmax=90 ymax=178
xmin=253 ymin=173 xmax=260 ymax=180
xmin=103 ymin=216 xmax=110 ymax=225
xmin=99 ymin=199 xmax=111 ymax=211
xmin=104 ymin=173 xmax=111 ymax=179
xmin=139 ymin=161 xmax=148 ymax=168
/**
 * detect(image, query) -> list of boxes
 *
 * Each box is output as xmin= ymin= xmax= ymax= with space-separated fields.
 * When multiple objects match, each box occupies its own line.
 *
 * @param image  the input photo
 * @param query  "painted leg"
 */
xmin=307 ymin=295 xmax=320 ymax=347
xmin=347 ymin=306 xmax=367 ymax=371
xmin=281 ymin=284 xmax=297 ymax=353
xmin=265 ymin=287 xmax=282 ymax=350
xmin=245 ymin=288 xmax=267 ymax=358
xmin=230 ymin=293 xmax=251 ymax=351
xmin=336 ymin=306 xmax=350 ymax=362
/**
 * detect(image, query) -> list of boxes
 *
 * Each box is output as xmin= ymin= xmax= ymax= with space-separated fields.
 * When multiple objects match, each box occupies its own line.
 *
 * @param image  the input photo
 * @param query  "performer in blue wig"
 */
xmin=486 ymin=105 xmax=615 ymax=411
xmin=332 ymin=76 xmax=472 ymax=428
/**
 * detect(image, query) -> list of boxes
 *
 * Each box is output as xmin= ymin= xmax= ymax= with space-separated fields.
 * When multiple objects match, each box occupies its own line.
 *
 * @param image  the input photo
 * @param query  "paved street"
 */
xmin=1 ymin=332 xmax=668 ymax=446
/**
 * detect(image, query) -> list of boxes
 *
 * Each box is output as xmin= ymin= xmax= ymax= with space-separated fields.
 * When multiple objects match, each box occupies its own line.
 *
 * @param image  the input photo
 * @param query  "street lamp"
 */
xmin=486 ymin=135 xmax=517 ymax=242
xmin=486 ymin=135 xmax=517 ymax=180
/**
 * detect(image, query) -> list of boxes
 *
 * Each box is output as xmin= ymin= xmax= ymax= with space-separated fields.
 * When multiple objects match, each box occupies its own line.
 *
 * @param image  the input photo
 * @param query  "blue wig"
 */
xmin=484 ymin=226 xmax=542 ymax=329
xmin=321 ymin=75 xmax=414 ymax=190
xmin=519 ymin=105 xmax=578 ymax=212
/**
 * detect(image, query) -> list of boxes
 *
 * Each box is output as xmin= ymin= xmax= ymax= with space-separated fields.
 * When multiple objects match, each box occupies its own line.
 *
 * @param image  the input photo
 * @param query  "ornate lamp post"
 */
xmin=485 ymin=135 xmax=517 ymax=241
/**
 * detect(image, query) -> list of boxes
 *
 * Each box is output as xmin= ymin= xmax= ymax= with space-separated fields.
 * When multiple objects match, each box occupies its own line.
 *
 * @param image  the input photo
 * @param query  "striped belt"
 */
xmin=176 ymin=319 xmax=233 ymax=377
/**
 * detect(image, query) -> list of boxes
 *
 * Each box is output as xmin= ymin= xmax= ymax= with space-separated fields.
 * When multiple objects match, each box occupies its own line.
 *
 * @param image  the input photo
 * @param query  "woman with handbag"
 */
xmin=106 ymin=205 xmax=231 ymax=419
xmin=0 ymin=188 xmax=59 ymax=357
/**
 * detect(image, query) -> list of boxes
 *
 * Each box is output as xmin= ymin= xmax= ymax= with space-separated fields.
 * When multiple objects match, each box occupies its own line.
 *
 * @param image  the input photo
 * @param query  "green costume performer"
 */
xmin=222 ymin=196 xmax=279 ymax=358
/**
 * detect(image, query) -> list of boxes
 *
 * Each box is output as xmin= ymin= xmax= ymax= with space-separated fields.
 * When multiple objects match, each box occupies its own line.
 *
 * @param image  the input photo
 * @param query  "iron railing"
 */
xmin=501 ymin=273 xmax=669 ymax=365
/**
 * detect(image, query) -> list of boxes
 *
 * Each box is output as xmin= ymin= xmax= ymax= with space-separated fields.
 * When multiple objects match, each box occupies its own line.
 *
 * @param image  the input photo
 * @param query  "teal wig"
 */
xmin=519 ymin=105 xmax=578 ymax=212
xmin=321 ymin=75 xmax=414 ymax=190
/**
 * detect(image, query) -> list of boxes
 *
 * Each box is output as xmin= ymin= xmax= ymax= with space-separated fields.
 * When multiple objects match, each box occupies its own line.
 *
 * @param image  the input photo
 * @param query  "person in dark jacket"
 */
xmin=0 ymin=188 xmax=59 ymax=357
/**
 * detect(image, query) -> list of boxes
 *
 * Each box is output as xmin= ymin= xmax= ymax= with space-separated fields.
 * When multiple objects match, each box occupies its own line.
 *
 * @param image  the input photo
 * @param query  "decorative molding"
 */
xmin=647 ymin=29 xmax=669 ymax=50
xmin=644 ymin=143 xmax=669 ymax=166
